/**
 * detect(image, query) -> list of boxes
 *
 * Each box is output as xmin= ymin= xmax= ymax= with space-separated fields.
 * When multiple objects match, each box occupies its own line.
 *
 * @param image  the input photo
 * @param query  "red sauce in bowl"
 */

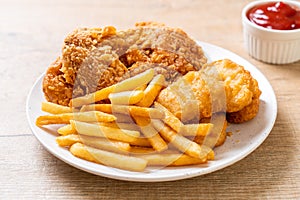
xmin=247 ymin=1 xmax=300 ymax=30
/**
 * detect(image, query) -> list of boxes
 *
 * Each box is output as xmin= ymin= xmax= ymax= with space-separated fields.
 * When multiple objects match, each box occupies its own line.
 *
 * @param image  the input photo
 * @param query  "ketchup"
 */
xmin=247 ymin=1 xmax=300 ymax=30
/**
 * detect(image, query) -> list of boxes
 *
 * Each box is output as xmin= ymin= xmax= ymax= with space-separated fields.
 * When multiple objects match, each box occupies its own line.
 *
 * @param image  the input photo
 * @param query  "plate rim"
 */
xmin=26 ymin=41 xmax=277 ymax=182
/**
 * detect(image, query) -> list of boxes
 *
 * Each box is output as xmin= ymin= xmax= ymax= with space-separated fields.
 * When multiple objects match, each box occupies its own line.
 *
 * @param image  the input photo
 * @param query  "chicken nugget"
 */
xmin=156 ymin=59 xmax=261 ymax=123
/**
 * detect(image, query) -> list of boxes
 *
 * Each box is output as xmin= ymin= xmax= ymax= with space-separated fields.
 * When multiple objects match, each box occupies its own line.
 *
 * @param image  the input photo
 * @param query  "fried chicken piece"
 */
xmin=135 ymin=21 xmax=166 ymax=27
xmin=43 ymin=22 xmax=207 ymax=105
xmin=43 ymin=26 xmax=124 ymax=106
xmin=148 ymin=49 xmax=196 ymax=76
xmin=120 ymin=48 xmax=197 ymax=83
xmin=206 ymin=59 xmax=261 ymax=123
xmin=42 ymin=57 xmax=73 ymax=106
xmin=202 ymin=59 xmax=261 ymax=113
xmin=124 ymin=62 xmax=182 ymax=81
xmin=156 ymin=59 xmax=261 ymax=123
xmin=226 ymin=96 xmax=260 ymax=123
xmin=61 ymin=23 xmax=206 ymax=94
xmin=61 ymin=26 xmax=128 ymax=98
xmin=61 ymin=26 xmax=118 ymax=85
xmin=156 ymin=70 xmax=212 ymax=122
xmin=119 ymin=49 xmax=149 ymax=67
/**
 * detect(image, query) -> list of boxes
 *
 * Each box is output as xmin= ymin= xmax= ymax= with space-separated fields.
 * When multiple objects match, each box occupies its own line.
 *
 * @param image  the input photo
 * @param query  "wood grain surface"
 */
xmin=0 ymin=0 xmax=299 ymax=199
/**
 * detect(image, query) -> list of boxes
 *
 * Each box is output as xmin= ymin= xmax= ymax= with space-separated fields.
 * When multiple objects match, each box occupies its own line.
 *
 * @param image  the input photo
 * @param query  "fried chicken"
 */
xmin=156 ymin=59 xmax=261 ymax=123
xmin=43 ymin=22 xmax=207 ymax=106
xmin=42 ymin=57 xmax=73 ymax=106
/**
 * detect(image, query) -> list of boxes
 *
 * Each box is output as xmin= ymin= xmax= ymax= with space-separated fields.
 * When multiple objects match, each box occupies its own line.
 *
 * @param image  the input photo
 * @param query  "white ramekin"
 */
xmin=242 ymin=0 xmax=300 ymax=64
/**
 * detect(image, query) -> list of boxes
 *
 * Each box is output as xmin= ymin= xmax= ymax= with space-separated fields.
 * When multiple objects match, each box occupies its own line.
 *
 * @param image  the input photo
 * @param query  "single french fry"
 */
xmin=151 ymin=119 xmax=210 ymax=160
xmin=121 ymin=105 xmax=164 ymax=119
xmin=70 ymin=120 xmax=151 ymax=147
xmin=79 ymin=135 xmax=131 ymax=154
xmin=73 ymin=111 xmax=116 ymax=123
xmin=56 ymin=134 xmax=131 ymax=153
xmin=57 ymin=124 xmax=77 ymax=135
xmin=127 ymin=137 xmax=152 ymax=147
xmin=136 ymin=74 xmax=166 ymax=107
xmin=36 ymin=111 xmax=116 ymax=126
xmin=129 ymin=148 xmax=180 ymax=154
xmin=70 ymin=143 xmax=147 ymax=172
xmin=129 ymin=147 xmax=156 ymax=154
xmin=81 ymin=104 xmax=164 ymax=119
xmin=69 ymin=143 xmax=98 ymax=163
xmin=137 ymin=153 xmax=208 ymax=166
xmin=70 ymin=68 xmax=154 ymax=107
xmin=113 ymin=68 xmax=154 ymax=92
xmin=179 ymin=123 xmax=213 ymax=137
xmin=204 ymin=146 xmax=215 ymax=160
xmin=70 ymin=86 xmax=114 ymax=108
xmin=109 ymin=90 xmax=144 ymax=105
xmin=154 ymin=101 xmax=183 ymax=132
xmin=135 ymin=84 xmax=147 ymax=91
xmin=155 ymin=102 xmax=212 ymax=137
xmin=41 ymin=101 xmax=75 ymax=114
xmin=134 ymin=116 xmax=168 ymax=152
xmin=114 ymin=113 xmax=135 ymax=123
xmin=73 ymin=121 xmax=140 ymax=142
xmin=98 ymin=122 xmax=141 ymax=132
xmin=56 ymin=134 xmax=80 ymax=146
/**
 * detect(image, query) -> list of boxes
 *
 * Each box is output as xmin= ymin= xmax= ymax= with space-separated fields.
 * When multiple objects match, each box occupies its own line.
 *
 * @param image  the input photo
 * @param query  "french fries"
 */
xmin=98 ymin=122 xmax=141 ymax=132
xmin=151 ymin=119 xmax=212 ymax=160
xmin=137 ymin=153 xmax=207 ymax=166
xmin=114 ymin=114 xmax=135 ymax=123
xmin=36 ymin=111 xmax=116 ymax=126
xmin=57 ymin=124 xmax=77 ymax=135
xmin=133 ymin=116 xmax=168 ymax=152
xmin=154 ymin=102 xmax=213 ymax=137
xmin=73 ymin=121 xmax=140 ymax=141
xmin=42 ymin=101 xmax=75 ymax=114
xmin=70 ymin=68 xmax=154 ymax=107
xmin=135 ymin=84 xmax=147 ymax=91
xmin=129 ymin=147 xmax=157 ymax=154
xmin=56 ymin=134 xmax=130 ymax=153
xmin=109 ymin=90 xmax=144 ymax=105
xmin=36 ymin=69 xmax=225 ymax=172
xmin=71 ymin=86 xmax=114 ymax=108
xmin=112 ymin=68 xmax=154 ymax=92
xmin=136 ymin=74 xmax=165 ymax=107
xmin=79 ymin=135 xmax=131 ymax=154
xmin=70 ymin=143 xmax=147 ymax=172
xmin=56 ymin=134 xmax=80 ymax=146
xmin=81 ymin=104 xmax=164 ymax=119
xmin=154 ymin=101 xmax=183 ymax=132
xmin=179 ymin=123 xmax=213 ymax=137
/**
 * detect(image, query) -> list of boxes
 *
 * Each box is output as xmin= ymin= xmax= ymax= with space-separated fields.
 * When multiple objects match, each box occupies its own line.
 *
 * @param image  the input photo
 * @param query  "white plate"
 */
xmin=26 ymin=41 xmax=277 ymax=182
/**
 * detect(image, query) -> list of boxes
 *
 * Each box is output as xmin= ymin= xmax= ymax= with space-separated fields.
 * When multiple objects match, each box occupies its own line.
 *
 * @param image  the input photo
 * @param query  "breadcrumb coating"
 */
xmin=42 ymin=57 xmax=73 ymax=106
xmin=43 ymin=23 xmax=207 ymax=106
xmin=156 ymin=59 xmax=261 ymax=123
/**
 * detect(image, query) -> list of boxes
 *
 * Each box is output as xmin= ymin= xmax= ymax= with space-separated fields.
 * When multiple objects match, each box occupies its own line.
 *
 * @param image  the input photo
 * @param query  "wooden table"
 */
xmin=1 ymin=0 xmax=299 ymax=199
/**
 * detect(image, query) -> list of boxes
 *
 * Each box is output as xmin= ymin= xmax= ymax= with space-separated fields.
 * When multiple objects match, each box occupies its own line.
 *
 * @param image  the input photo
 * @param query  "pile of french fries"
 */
xmin=36 ymin=69 xmax=219 ymax=172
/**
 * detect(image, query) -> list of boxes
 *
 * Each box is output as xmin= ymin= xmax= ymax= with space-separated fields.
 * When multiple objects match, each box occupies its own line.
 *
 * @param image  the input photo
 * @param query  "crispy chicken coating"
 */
xmin=156 ymin=59 xmax=261 ymax=123
xmin=43 ymin=23 xmax=207 ymax=106
xmin=42 ymin=57 xmax=73 ymax=106
xmin=203 ymin=59 xmax=261 ymax=113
